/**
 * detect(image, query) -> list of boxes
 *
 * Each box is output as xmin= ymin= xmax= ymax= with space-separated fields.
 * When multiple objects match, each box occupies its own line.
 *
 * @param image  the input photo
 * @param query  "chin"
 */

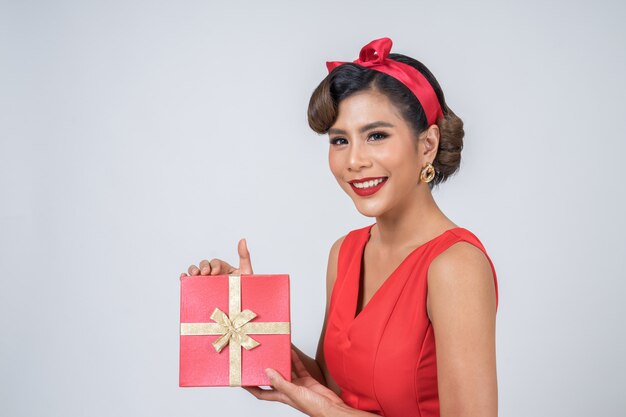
xmin=351 ymin=199 xmax=388 ymax=218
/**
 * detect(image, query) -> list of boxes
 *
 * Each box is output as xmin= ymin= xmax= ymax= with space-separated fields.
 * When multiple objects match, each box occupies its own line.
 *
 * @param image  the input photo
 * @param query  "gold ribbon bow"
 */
xmin=209 ymin=307 xmax=260 ymax=353
xmin=180 ymin=274 xmax=290 ymax=386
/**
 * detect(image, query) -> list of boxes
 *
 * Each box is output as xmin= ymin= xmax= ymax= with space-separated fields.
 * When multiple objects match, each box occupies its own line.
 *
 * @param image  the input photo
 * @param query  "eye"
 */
xmin=367 ymin=131 xmax=389 ymax=142
xmin=329 ymin=137 xmax=348 ymax=146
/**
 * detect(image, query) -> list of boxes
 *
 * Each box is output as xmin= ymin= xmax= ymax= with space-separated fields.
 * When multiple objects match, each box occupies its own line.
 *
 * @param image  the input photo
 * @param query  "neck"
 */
xmin=373 ymin=185 xmax=450 ymax=248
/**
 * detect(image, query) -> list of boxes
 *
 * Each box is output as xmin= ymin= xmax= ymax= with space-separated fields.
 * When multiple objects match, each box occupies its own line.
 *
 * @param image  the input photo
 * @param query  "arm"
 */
xmin=287 ymin=235 xmax=345 ymax=393
xmin=314 ymin=235 xmax=345 ymax=394
xmin=428 ymin=242 xmax=498 ymax=417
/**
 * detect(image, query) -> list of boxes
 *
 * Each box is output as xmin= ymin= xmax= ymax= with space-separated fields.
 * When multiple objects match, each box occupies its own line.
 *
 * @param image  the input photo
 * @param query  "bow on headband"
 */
xmin=326 ymin=37 xmax=443 ymax=125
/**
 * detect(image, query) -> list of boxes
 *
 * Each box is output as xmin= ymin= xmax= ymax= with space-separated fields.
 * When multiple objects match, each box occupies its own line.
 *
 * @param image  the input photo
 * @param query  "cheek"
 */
xmin=328 ymin=150 xmax=343 ymax=179
xmin=383 ymin=152 xmax=420 ymax=182
xmin=376 ymin=149 xmax=408 ymax=173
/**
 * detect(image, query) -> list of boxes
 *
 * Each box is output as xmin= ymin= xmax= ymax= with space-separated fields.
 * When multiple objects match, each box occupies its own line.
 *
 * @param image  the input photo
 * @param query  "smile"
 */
xmin=348 ymin=177 xmax=388 ymax=197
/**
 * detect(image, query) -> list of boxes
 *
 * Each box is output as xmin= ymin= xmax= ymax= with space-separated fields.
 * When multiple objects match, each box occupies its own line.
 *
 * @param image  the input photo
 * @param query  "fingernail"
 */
xmin=265 ymin=368 xmax=275 ymax=379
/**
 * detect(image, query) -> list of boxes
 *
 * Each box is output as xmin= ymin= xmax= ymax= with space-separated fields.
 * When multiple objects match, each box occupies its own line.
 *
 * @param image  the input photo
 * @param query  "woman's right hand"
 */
xmin=180 ymin=238 xmax=254 ymax=277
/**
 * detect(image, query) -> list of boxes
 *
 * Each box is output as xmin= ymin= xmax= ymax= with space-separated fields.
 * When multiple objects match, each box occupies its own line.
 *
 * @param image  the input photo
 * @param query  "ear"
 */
xmin=421 ymin=124 xmax=440 ymax=159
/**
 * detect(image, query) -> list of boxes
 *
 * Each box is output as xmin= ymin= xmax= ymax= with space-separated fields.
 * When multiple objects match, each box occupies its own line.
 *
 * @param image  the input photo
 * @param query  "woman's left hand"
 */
xmin=243 ymin=348 xmax=346 ymax=417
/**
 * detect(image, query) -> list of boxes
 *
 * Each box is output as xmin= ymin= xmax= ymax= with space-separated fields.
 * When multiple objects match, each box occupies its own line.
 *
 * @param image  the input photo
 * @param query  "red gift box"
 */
xmin=179 ymin=274 xmax=291 ymax=387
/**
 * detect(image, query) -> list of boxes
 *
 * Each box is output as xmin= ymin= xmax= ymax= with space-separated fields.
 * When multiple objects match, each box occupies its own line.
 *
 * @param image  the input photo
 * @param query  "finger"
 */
xmin=209 ymin=258 xmax=236 ymax=275
xmin=199 ymin=259 xmax=211 ymax=275
xmin=243 ymin=386 xmax=295 ymax=407
xmin=238 ymin=238 xmax=253 ymax=274
xmin=265 ymin=368 xmax=299 ymax=398
xmin=291 ymin=348 xmax=309 ymax=377
xmin=188 ymin=265 xmax=200 ymax=276
xmin=180 ymin=272 xmax=188 ymax=278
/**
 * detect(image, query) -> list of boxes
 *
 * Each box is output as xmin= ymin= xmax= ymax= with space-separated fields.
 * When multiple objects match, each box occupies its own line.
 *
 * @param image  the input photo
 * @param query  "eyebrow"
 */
xmin=328 ymin=121 xmax=395 ymax=135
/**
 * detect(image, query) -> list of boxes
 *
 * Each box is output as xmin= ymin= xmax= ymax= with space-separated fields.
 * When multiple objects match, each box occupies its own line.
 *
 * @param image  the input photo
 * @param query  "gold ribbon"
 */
xmin=180 ymin=274 xmax=290 ymax=386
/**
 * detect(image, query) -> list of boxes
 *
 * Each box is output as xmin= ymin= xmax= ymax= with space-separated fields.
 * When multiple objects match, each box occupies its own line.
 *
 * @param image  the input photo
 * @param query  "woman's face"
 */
xmin=328 ymin=89 xmax=432 ymax=218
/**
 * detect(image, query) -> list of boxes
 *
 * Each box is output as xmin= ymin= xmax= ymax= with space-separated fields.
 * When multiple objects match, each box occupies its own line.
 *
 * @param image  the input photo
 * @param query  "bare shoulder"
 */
xmin=430 ymin=240 xmax=493 ymax=275
xmin=328 ymin=235 xmax=347 ymax=262
xmin=326 ymin=234 xmax=347 ymax=293
xmin=427 ymin=241 xmax=497 ymax=321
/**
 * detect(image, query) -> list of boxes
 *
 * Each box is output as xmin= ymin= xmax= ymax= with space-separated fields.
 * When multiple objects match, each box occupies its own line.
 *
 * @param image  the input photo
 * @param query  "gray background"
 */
xmin=1 ymin=0 xmax=625 ymax=416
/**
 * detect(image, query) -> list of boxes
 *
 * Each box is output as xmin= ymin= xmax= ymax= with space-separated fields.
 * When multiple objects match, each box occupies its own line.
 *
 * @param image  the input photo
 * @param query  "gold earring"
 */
xmin=420 ymin=162 xmax=435 ymax=183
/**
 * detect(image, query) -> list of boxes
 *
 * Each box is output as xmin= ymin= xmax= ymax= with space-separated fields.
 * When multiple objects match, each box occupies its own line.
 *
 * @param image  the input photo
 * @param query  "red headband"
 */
xmin=326 ymin=37 xmax=444 ymax=126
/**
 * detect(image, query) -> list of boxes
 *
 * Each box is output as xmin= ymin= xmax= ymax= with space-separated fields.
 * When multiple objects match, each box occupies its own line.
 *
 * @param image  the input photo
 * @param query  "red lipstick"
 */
xmin=348 ymin=177 xmax=388 ymax=197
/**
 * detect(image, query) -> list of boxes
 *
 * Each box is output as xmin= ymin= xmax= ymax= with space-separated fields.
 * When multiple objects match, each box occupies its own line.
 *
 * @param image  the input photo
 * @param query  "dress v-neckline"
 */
xmin=351 ymin=223 xmax=463 ymax=322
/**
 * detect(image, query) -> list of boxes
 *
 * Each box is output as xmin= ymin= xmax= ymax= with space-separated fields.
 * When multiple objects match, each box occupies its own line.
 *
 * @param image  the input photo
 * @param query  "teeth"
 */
xmin=353 ymin=178 xmax=385 ymax=189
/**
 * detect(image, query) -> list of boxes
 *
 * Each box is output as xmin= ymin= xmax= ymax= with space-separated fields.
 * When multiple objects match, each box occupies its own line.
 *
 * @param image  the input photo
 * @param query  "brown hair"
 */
xmin=307 ymin=53 xmax=464 ymax=189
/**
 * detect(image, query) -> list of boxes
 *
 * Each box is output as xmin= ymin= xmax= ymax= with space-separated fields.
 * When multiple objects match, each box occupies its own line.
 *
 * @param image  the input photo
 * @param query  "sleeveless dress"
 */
xmin=323 ymin=223 xmax=499 ymax=417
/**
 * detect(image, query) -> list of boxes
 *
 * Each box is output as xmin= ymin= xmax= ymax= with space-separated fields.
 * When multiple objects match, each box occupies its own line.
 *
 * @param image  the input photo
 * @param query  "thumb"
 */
xmin=265 ymin=368 xmax=300 ymax=409
xmin=237 ymin=238 xmax=254 ymax=274
xmin=265 ymin=368 xmax=293 ymax=393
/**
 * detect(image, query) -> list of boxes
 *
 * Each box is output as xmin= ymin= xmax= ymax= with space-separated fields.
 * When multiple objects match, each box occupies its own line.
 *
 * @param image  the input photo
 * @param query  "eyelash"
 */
xmin=329 ymin=131 xmax=389 ymax=145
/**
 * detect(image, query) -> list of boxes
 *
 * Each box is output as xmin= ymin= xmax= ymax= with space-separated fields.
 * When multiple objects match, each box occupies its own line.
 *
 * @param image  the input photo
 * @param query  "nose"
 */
xmin=347 ymin=141 xmax=371 ymax=172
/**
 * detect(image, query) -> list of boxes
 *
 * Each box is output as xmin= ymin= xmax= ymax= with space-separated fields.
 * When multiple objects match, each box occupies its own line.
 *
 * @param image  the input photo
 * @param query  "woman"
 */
xmin=182 ymin=37 xmax=499 ymax=417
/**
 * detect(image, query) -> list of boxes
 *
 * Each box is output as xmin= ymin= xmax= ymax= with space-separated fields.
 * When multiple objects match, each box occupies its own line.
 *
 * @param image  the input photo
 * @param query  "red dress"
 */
xmin=323 ymin=223 xmax=499 ymax=417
